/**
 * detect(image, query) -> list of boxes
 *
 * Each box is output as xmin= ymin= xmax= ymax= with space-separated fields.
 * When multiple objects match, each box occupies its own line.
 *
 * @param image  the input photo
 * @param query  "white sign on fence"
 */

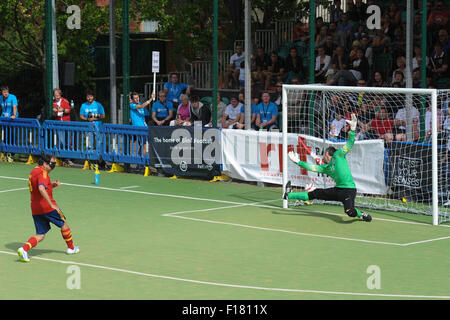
xmin=152 ymin=51 xmax=160 ymax=73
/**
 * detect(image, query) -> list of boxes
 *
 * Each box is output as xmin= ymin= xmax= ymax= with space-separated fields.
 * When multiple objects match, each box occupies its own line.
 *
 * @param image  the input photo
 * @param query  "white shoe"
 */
xmin=17 ymin=247 xmax=30 ymax=262
xmin=66 ymin=246 xmax=80 ymax=255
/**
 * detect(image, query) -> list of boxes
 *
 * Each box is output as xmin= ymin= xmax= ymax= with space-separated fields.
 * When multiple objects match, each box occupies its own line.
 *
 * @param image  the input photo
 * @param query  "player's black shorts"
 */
xmin=308 ymin=187 xmax=357 ymax=211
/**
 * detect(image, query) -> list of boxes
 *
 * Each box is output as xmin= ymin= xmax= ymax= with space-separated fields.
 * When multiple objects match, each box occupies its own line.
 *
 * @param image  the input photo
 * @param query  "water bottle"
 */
xmin=259 ymin=126 xmax=263 ymax=131
xmin=70 ymin=100 xmax=74 ymax=110
xmin=94 ymin=166 xmax=100 ymax=185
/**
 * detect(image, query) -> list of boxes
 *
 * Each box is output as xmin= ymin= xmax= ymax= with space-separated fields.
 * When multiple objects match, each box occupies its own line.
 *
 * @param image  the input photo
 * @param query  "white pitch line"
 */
xmin=119 ymin=186 xmax=140 ymax=190
xmin=0 ymin=187 xmax=28 ymax=194
xmin=1 ymin=250 xmax=449 ymax=299
xmin=402 ymin=236 xmax=450 ymax=246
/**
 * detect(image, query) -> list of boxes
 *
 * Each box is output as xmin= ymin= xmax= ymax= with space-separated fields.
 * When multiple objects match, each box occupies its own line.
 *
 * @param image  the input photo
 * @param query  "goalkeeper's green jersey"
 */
xmin=297 ymin=130 xmax=356 ymax=189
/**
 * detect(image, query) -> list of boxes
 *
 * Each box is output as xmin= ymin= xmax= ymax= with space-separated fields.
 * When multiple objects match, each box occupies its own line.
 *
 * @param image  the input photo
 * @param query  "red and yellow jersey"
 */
xmin=28 ymin=166 xmax=57 ymax=215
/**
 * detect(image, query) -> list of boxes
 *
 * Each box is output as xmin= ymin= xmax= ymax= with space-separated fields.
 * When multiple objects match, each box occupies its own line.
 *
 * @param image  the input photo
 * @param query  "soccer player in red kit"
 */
xmin=17 ymin=155 xmax=79 ymax=262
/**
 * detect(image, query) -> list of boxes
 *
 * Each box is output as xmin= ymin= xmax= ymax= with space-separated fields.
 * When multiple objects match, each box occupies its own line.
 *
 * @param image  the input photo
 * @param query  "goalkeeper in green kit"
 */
xmin=283 ymin=114 xmax=372 ymax=222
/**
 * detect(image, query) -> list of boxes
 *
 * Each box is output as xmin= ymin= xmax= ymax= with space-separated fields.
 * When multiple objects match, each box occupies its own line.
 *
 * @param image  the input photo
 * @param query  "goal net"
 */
xmin=281 ymin=84 xmax=450 ymax=225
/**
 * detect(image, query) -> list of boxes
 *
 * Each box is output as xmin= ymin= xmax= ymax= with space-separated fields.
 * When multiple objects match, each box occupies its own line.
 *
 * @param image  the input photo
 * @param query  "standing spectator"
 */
xmin=0 ymin=85 xmax=19 ymax=119
xmin=345 ymin=0 xmax=358 ymax=23
xmin=371 ymin=28 xmax=391 ymax=54
xmin=371 ymin=108 xmax=394 ymax=143
xmin=255 ymin=92 xmax=279 ymax=131
xmin=52 ymin=88 xmax=71 ymax=121
xmin=170 ymin=94 xmax=191 ymax=126
xmin=293 ymin=20 xmax=309 ymax=43
xmin=328 ymin=22 xmax=346 ymax=48
xmin=52 ymin=88 xmax=72 ymax=166
xmin=315 ymin=46 xmax=331 ymax=84
xmin=129 ymin=92 xmax=151 ymax=127
xmin=429 ymin=42 xmax=449 ymax=82
xmin=222 ymin=96 xmax=244 ymax=129
xmin=284 ymin=47 xmax=304 ymax=83
xmin=265 ymin=51 xmax=285 ymax=90
xmin=238 ymin=60 xmax=246 ymax=89
xmin=330 ymin=0 xmax=343 ymax=24
xmin=436 ymin=29 xmax=450 ymax=55
xmin=190 ymin=96 xmax=211 ymax=127
xmin=151 ymin=91 xmax=174 ymax=126
xmin=360 ymin=35 xmax=373 ymax=68
xmin=163 ymin=73 xmax=191 ymax=108
xmin=79 ymin=90 xmax=105 ymax=129
xmin=387 ymin=2 xmax=402 ymax=26
xmin=337 ymin=13 xmax=353 ymax=49
xmin=353 ymin=0 xmax=368 ymax=24
xmin=225 ymin=44 xmax=245 ymax=89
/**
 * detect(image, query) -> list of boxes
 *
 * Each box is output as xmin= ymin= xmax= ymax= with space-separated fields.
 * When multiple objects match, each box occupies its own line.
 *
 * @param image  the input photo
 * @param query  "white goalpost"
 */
xmin=282 ymin=84 xmax=450 ymax=226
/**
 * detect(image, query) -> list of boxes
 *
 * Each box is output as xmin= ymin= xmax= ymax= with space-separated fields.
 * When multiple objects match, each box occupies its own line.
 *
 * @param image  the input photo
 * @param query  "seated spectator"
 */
xmin=222 ymin=95 xmax=244 ymax=129
xmin=271 ymin=81 xmax=283 ymax=112
xmin=427 ymin=0 xmax=450 ymax=34
xmin=251 ymin=46 xmax=270 ymax=87
xmin=216 ymin=93 xmax=228 ymax=128
xmin=327 ymin=45 xmax=350 ymax=81
xmin=317 ymin=34 xmax=338 ymax=57
xmin=80 ymin=90 xmax=105 ymax=129
xmin=393 ymin=70 xmax=405 ymax=87
xmin=52 ymin=88 xmax=71 ymax=121
xmin=238 ymin=93 xmax=259 ymax=129
xmin=412 ymin=68 xmax=422 ymax=88
xmin=189 ymin=96 xmax=211 ymax=127
xmin=169 ymin=94 xmax=191 ymax=126
xmin=425 ymin=101 xmax=443 ymax=143
xmin=327 ymin=49 xmax=368 ymax=86
xmin=293 ymin=20 xmax=309 ymax=43
xmin=315 ymin=46 xmax=331 ymax=84
xmin=387 ymin=2 xmax=402 ymax=26
xmin=356 ymin=102 xmax=376 ymax=140
xmin=151 ymin=91 xmax=174 ymax=126
xmin=337 ymin=12 xmax=353 ymax=48
xmin=345 ymin=0 xmax=359 ymax=23
xmin=238 ymin=60 xmax=247 ymax=89
xmin=129 ymin=92 xmax=151 ymax=127
xmin=412 ymin=45 xmax=429 ymax=70
xmin=265 ymin=51 xmax=285 ymax=90
xmin=315 ymin=25 xmax=329 ymax=48
xmin=370 ymin=71 xmax=390 ymax=87
xmin=0 ymin=85 xmax=19 ymax=119
xmin=284 ymin=47 xmax=304 ymax=83
xmin=226 ymin=44 xmax=245 ymax=89
xmin=354 ymin=0 xmax=369 ymax=24
xmin=393 ymin=105 xmax=420 ymax=142
xmin=329 ymin=111 xmax=347 ymax=140
xmin=391 ymin=56 xmax=406 ymax=84
xmin=328 ymin=21 xmax=346 ymax=48
xmin=429 ymin=42 xmax=449 ymax=82
xmin=163 ymin=73 xmax=192 ymax=108
xmin=371 ymin=108 xmax=394 ymax=143
xmin=255 ymin=91 xmax=279 ymax=131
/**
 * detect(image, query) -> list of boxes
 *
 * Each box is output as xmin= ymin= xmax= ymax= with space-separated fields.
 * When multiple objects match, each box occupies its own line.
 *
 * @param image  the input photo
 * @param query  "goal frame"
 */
xmin=282 ymin=84 xmax=439 ymax=225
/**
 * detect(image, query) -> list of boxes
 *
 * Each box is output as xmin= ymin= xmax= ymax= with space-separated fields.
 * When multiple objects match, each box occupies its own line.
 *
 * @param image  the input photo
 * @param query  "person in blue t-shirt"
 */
xmin=151 ymin=91 xmax=174 ymax=126
xmin=0 ymin=86 xmax=19 ymax=119
xmin=238 ymin=92 xmax=259 ymax=129
xmin=130 ymin=92 xmax=151 ymax=127
xmin=255 ymin=91 xmax=279 ymax=131
xmin=79 ymin=90 xmax=105 ymax=129
xmin=163 ymin=73 xmax=192 ymax=107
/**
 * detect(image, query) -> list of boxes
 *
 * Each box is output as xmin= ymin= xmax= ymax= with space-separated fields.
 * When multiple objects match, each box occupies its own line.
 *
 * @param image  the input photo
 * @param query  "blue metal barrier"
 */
xmin=101 ymin=124 xmax=150 ymax=165
xmin=0 ymin=117 xmax=41 ymax=155
xmin=41 ymin=120 xmax=99 ymax=161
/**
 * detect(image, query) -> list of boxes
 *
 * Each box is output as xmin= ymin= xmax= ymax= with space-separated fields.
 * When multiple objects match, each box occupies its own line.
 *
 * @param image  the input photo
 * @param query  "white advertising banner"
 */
xmin=221 ymin=130 xmax=387 ymax=195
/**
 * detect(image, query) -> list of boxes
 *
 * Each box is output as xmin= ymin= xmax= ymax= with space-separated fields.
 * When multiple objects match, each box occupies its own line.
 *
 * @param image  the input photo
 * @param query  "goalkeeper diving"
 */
xmin=283 ymin=113 xmax=372 ymax=222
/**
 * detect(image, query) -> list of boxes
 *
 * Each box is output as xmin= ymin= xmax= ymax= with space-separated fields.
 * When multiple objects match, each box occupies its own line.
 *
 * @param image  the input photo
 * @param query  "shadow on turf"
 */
xmin=271 ymin=209 xmax=360 ymax=224
xmin=5 ymin=242 xmax=66 ymax=261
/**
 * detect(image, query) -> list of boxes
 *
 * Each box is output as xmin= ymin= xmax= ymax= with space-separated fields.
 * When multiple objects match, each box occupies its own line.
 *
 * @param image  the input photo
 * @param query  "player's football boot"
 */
xmin=17 ymin=247 xmax=30 ymax=262
xmin=283 ymin=181 xmax=292 ymax=200
xmin=66 ymin=246 xmax=80 ymax=255
xmin=361 ymin=211 xmax=372 ymax=222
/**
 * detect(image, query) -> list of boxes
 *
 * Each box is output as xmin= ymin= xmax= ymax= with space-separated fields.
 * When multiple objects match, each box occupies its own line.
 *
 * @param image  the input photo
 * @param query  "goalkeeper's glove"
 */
xmin=288 ymin=151 xmax=300 ymax=163
xmin=346 ymin=113 xmax=358 ymax=131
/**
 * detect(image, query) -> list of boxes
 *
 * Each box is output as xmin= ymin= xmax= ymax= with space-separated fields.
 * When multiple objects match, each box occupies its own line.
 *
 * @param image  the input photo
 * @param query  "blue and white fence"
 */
xmin=0 ymin=118 xmax=150 ymax=166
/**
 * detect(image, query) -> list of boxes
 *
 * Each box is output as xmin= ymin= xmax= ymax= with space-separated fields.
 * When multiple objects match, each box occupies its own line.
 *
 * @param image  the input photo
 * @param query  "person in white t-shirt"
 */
xmin=221 ymin=96 xmax=244 ymax=129
xmin=225 ymin=44 xmax=245 ymax=89
xmin=393 ymin=106 xmax=420 ymax=141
